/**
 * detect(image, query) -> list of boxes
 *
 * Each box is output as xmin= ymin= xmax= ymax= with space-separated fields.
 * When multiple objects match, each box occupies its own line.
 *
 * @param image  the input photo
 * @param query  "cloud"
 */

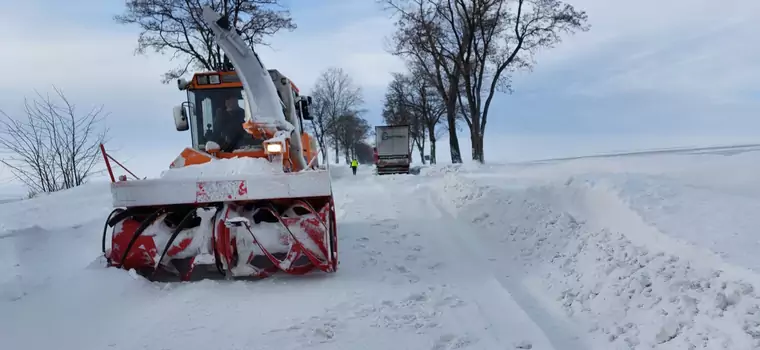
xmin=0 ymin=3 xmax=194 ymax=188
xmin=0 ymin=0 xmax=400 ymax=106
xmin=256 ymin=14 xmax=403 ymax=92
xmin=471 ymin=0 xmax=760 ymax=157
xmin=522 ymin=0 xmax=760 ymax=103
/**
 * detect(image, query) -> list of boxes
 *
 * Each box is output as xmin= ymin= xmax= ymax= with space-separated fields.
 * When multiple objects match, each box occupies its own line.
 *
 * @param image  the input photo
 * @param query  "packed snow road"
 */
xmin=329 ymin=169 xmax=577 ymax=349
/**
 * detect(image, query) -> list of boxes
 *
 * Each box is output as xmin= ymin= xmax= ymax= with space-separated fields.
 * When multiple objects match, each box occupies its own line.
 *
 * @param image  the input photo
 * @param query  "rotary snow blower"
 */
xmin=99 ymin=6 xmax=337 ymax=281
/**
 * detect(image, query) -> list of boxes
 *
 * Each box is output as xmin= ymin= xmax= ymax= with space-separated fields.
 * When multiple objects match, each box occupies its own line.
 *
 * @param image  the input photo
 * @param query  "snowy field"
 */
xmin=3 ymin=145 xmax=760 ymax=349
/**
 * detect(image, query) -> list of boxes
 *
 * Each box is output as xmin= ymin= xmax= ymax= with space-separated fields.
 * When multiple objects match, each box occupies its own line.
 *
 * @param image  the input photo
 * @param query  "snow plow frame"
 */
xmin=99 ymin=145 xmax=338 ymax=281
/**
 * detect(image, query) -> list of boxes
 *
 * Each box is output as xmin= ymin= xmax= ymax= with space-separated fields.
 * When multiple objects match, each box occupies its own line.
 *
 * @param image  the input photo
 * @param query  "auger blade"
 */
xmin=103 ymin=197 xmax=337 ymax=282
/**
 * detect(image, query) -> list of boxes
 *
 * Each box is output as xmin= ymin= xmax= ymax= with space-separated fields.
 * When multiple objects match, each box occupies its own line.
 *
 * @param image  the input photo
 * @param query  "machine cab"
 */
xmin=172 ymin=70 xmax=313 ymax=153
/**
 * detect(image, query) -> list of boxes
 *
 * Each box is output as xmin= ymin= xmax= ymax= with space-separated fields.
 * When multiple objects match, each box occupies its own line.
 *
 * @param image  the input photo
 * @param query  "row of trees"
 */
xmin=378 ymin=0 xmax=589 ymax=164
xmin=382 ymin=72 xmax=447 ymax=164
xmin=307 ymin=67 xmax=375 ymax=164
xmin=114 ymin=0 xmax=590 ymax=165
xmin=1 ymin=0 xmax=589 ymax=195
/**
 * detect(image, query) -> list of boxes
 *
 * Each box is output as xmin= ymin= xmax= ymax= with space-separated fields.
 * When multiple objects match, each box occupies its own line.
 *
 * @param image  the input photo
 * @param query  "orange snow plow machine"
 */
xmin=100 ymin=7 xmax=337 ymax=281
xmin=101 ymin=69 xmax=337 ymax=281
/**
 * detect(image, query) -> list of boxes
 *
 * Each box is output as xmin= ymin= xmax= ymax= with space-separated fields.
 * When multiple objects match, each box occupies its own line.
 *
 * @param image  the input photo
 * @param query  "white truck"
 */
xmin=373 ymin=125 xmax=411 ymax=175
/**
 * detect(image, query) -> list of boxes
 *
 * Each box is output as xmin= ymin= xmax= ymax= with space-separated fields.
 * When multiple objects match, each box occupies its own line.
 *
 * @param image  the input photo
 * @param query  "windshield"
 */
xmin=186 ymin=87 xmax=262 ymax=152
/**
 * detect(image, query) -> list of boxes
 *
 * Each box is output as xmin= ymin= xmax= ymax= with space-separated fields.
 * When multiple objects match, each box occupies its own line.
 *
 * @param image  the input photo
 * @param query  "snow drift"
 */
xmin=428 ymin=146 xmax=760 ymax=349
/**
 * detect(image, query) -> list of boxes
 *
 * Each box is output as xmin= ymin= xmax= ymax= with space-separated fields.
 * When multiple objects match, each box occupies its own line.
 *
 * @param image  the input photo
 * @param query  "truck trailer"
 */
xmin=374 ymin=125 xmax=411 ymax=175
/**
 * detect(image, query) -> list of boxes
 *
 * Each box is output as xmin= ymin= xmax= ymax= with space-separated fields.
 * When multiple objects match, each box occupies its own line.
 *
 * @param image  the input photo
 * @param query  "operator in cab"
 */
xmin=208 ymin=91 xmax=251 ymax=152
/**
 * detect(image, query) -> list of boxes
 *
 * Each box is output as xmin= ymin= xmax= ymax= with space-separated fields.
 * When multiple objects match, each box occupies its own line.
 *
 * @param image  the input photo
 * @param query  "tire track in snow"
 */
xmin=313 ymin=175 xmax=492 ymax=348
xmin=419 ymin=179 xmax=591 ymax=350
xmin=331 ymin=174 xmax=561 ymax=349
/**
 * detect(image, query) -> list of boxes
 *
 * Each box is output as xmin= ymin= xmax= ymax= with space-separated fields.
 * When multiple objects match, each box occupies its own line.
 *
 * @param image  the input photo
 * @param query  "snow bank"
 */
xmin=0 ymin=181 xmax=114 ymax=304
xmin=529 ymin=147 xmax=760 ymax=273
xmin=587 ymin=174 xmax=760 ymax=273
xmin=0 ymin=181 xmax=112 ymax=234
xmin=417 ymin=162 xmax=491 ymax=177
xmin=160 ymin=157 xmax=283 ymax=179
xmin=431 ymin=151 xmax=760 ymax=349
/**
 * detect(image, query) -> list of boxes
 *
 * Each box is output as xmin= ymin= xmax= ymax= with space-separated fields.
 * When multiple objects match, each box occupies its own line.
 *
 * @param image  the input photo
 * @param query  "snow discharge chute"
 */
xmin=98 ymin=6 xmax=337 ymax=281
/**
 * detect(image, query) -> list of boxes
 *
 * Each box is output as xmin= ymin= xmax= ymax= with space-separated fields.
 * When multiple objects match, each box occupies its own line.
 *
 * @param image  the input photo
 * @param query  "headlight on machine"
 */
xmin=265 ymin=142 xmax=283 ymax=154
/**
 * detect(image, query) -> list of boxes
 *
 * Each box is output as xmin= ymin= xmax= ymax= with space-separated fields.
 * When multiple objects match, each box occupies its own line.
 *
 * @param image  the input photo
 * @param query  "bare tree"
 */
xmin=309 ymin=67 xmax=364 ymax=163
xmin=382 ymin=72 xmax=426 ymax=163
xmin=382 ymin=70 xmax=446 ymax=164
xmin=409 ymin=67 xmax=446 ymax=164
xmin=333 ymin=113 xmax=371 ymax=164
xmin=0 ymin=87 xmax=109 ymax=196
xmin=382 ymin=0 xmax=468 ymax=164
xmin=457 ymin=0 xmax=588 ymax=162
xmin=383 ymin=0 xmax=589 ymax=163
xmin=115 ymin=0 xmax=296 ymax=83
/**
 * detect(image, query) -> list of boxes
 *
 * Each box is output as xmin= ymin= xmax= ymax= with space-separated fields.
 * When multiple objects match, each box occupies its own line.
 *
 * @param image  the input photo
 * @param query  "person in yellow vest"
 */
xmin=350 ymin=159 xmax=358 ymax=175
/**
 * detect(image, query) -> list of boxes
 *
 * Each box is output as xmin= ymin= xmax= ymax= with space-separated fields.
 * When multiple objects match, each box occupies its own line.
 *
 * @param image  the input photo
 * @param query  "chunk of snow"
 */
xmin=225 ymin=216 xmax=250 ymax=227
xmin=205 ymin=140 xmax=221 ymax=152
xmin=266 ymin=130 xmax=290 ymax=144
xmin=655 ymin=320 xmax=680 ymax=344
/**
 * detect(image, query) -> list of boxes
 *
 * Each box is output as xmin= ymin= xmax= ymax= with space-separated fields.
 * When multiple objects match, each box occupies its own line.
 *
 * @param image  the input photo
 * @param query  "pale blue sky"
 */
xmin=0 ymin=0 xmax=759 ymax=196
